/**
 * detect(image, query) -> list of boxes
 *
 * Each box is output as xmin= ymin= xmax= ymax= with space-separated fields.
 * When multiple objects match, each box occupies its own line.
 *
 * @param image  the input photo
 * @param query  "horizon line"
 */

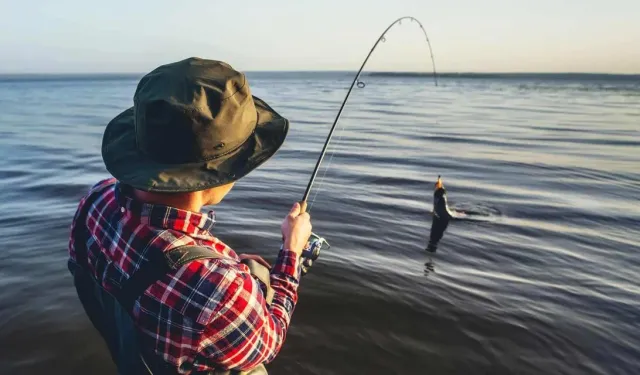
xmin=1 ymin=70 xmax=640 ymax=76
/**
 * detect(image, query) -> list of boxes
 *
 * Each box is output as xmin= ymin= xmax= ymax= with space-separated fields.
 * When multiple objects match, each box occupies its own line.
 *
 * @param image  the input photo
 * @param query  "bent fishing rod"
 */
xmin=296 ymin=16 xmax=438 ymax=274
xmin=298 ymin=16 xmax=438 ymax=213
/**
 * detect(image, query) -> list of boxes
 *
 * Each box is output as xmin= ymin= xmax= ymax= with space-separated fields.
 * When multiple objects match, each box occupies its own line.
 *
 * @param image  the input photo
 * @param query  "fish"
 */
xmin=426 ymin=176 xmax=455 ymax=253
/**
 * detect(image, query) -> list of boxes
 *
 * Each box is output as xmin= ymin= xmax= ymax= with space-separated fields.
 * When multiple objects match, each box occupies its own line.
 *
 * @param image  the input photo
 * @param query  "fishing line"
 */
xmin=307 ymin=100 xmax=349 ymax=212
xmin=301 ymin=16 xmax=438 ymax=212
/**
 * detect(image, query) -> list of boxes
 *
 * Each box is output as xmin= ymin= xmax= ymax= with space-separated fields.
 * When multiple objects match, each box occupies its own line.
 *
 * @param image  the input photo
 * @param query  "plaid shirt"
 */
xmin=68 ymin=178 xmax=301 ymax=373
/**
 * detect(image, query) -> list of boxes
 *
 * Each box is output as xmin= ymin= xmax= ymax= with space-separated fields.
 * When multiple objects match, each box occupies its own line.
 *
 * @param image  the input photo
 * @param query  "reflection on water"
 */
xmin=424 ymin=257 xmax=436 ymax=277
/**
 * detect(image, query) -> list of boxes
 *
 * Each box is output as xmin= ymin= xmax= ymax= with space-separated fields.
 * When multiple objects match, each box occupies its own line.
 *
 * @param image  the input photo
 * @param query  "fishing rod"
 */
xmin=297 ymin=16 xmax=438 ymax=274
xmin=299 ymin=16 xmax=438 ymax=212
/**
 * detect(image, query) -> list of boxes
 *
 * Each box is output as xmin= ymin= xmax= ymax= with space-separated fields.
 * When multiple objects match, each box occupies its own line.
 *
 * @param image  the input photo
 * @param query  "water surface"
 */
xmin=0 ymin=72 xmax=638 ymax=374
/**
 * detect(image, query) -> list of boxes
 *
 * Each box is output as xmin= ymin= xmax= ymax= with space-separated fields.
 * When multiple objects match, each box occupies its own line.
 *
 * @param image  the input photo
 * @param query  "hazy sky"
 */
xmin=1 ymin=0 xmax=638 ymax=73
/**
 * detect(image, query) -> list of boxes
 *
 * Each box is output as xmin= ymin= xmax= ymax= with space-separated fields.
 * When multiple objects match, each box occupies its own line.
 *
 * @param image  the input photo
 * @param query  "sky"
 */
xmin=0 ymin=0 xmax=638 ymax=74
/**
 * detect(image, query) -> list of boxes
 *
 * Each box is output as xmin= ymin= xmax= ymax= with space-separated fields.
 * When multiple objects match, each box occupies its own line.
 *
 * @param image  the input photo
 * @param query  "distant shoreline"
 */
xmin=366 ymin=72 xmax=640 ymax=81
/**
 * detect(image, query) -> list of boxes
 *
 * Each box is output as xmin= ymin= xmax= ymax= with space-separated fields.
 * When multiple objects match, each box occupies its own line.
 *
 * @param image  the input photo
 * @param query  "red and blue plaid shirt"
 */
xmin=68 ymin=178 xmax=301 ymax=373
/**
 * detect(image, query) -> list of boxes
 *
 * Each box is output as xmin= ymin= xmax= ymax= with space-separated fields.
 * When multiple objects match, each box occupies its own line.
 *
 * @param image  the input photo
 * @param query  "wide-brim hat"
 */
xmin=101 ymin=57 xmax=288 ymax=193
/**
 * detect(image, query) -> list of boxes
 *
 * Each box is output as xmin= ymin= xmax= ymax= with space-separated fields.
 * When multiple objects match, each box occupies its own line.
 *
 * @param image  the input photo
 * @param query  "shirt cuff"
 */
xmin=272 ymin=249 xmax=301 ymax=281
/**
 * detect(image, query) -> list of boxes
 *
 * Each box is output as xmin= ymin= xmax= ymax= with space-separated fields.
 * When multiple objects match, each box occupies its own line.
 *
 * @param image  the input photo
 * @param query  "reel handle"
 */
xmin=281 ymin=200 xmax=323 ymax=276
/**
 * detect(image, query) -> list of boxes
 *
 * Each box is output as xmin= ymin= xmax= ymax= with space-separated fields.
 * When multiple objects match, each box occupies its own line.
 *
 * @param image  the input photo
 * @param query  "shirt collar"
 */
xmin=114 ymin=182 xmax=217 ymax=236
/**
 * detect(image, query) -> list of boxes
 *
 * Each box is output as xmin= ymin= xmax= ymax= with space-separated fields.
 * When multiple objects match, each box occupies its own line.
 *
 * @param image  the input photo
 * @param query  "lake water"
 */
xmin=0 ymin=72 xmax=639 ymax=374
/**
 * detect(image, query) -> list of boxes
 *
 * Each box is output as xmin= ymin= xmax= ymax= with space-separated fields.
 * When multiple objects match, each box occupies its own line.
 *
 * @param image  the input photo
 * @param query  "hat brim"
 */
xmin=101 ymin=96 xmax=289 ymax=193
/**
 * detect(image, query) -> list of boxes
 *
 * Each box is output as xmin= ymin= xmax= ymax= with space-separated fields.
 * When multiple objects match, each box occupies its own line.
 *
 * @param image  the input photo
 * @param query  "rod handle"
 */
xmin=298 ymin=200 xmax=308 ymax=214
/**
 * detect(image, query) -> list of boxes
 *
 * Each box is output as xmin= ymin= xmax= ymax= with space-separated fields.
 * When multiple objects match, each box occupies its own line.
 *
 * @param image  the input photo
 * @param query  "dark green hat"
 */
xmin=101 ymin=57 xmax=289 ymax=192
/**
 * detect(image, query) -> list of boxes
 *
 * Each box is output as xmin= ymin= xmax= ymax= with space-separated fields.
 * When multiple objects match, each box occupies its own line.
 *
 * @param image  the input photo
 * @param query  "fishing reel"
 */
xmin=300 ymin=232 xmax=330 ymax=276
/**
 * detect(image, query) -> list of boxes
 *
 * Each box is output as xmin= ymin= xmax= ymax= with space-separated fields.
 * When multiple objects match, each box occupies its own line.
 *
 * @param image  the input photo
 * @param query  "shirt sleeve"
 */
xmin=67 ymin=178 xmax=117 ymax=270
xmin=199 ymin=249 xmax=301 ymax=371
xmin=67 ymin=196 xmax=85 ymax=265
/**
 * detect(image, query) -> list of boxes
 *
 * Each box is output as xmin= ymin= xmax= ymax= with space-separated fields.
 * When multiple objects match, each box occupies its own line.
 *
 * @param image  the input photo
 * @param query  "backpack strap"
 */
xmin=166 ymin=246 xmax=275 ymax=305
xmin=165 ymin=246 xmax=224 ymax=269
xmin=118 ymin=245 xmax=225 ymax=312
xmin=127 ymin=245 xmax=272 ymax=375
xmin=241 ymin=259 xmax=275 ymax=304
